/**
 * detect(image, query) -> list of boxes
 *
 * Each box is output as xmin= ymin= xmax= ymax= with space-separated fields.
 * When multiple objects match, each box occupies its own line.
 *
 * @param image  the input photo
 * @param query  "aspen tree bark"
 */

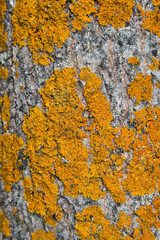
xmin=0 ymin=0 xmax=160 ymax=239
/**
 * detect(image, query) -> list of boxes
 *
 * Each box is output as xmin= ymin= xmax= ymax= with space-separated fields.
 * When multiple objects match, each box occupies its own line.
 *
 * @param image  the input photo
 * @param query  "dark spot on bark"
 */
xmin=118 ymin=40 xmax=123 ymax=47
xmin=152 ymin=49 xmax=157 ymax=57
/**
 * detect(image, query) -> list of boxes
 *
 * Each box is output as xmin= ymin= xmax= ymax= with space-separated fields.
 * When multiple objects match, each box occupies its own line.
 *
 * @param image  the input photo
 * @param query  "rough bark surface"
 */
xmin=0 ymin=0 xmax=160 ymax=239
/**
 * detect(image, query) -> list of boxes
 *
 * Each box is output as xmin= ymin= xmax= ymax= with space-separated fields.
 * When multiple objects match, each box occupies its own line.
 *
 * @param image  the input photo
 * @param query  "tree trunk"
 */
xmin=1 ymin=0 xmax=160 ymax=239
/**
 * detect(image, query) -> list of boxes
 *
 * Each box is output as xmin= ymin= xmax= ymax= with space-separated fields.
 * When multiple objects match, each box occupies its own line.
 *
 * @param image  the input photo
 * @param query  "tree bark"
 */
xmin=0 ymin=0 xmax=160 ymax=239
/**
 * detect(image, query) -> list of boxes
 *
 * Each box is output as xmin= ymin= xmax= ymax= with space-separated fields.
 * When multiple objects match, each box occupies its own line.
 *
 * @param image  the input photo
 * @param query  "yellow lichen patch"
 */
xmin=156 ymin=82 xmax=160 ymax=88
xmin=114 ymin=126 xmax=135 ymax=152
xmin=97 ymin=0 xmax=134 ymax=29
xmin=122 ymin=134 xmax=159 ymax=196
xmin=15 ymin=61 xmax=19 ymax=69
xmin=13 ymin=208 xmax=17 ymax=215
xmin=145 ymin=107 xmax=160 ymax=148
xmin=153 ymin=197 xmax=160 ymax=216
xmin=19 ymin=85 xmax=24 ymax=91
xmin=0 ymin=66 xmax=8 ymax=80
xmin=15 ymin=71 xmax=19 ymax=79
xmin=133 ymin=106 xmax=160 ymax=147
xmin=31 ymin=229 xmax=55 ymax=240
xmin=0 ymin=210 xmax=11 ymax=237
xmin=39 ymin=68 xmax=91 ymax=198
xmin=148 ymin=57 xmax=160 ymax=71
xmin=152 ymin=0 xmax=160 ymax=6
xmin=0 ymin=133 xmax=24 ymax=192
xmin=0 ymin=95 xmax=11 ymax=131
xmin=128 ymin=56 xmax=140 ymax=70
xmin=12 ymin=0 xmax=70 ymax=65
xmin=128 ymin=73 xmax=153 ymax=104
xmin=22 ymin=107 xmax=62 ymax=226
xmin=139 ymin=6 xmax=160 ymax=37
xmin=75 ymin=206 xmax=120 ymax=239
xmin=70 ymin=0 xmax=96 ymax=31
xmin=0 ymin=0 xmax=7 ymax=51
xmin=128 ymin=56 xmax=140 ymax=65
xmin=116 ymin=211 xmax=132 ymax=231
xmin=80 ymin=67 xmax=125 ymax=203
xmin=122 ymin=105 xmax=160 ymax=197
xmin=135 ymin=205 xmax=160 ymax=239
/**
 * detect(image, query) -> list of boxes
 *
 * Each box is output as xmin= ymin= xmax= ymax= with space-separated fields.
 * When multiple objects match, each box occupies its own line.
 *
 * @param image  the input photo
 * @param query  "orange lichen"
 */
xmin=13 ymin=209 xmax=17 ymax=215
xmin=0 ymin=0 xmax=7 ymax=51
xmin=15 ymin=61 xmax=19 ymax=69
xmin=15 ymin=71 xmax=19 ymax=79
xmin=19 ymin=85 xmax=24 ymax=91
xmin=70 ymin=0 xmax=96 ymax=31
xmin=133 ymin=106 xmax=160 ymax=146
xmin=23 ymin=67 xmax=126 ymax=210
xmin=75 ymin=206 xmax=120 ymax=239
xmin=148 ymin=57 xmax=160 ymax=71
xmin=21 ymin=66 xmax=160 ymax=237
xmin=122 ymin=134 xmax=159 ymax=196
xmin=39 ymin=68 xmax=91 ymax=198
xmin=114 ymin=126 xmax=135 ymax=152
xmin=116 ymin=211 xmax=132 ymax=231
xmin=122 ymin=105 xmax=160 ymax=196
xmin=0 ymin=133 xmax=24 ymax=192
xmin=138 ymin=5 xmax=160 ymax=37
xmin=12 ymin=0 xmax=70 ymax=65
xmin=31 ymin=229 xmax=55 ymax=240
xmin=0 ymin=210 xmax=11 ymax=237
xmin=128 ymin=73 xmax=153 ymax=104
xmin=0 ymin=95 xmax=11 ymax=131
xmin=22 ymin=106 xmax=62 ymax=226
xmin=97 ymin=0 xmax=134 ymax=29
xmin=156 ymin=82 xmax=160 ymax=88
xmin=80 ymin=67 xmax=125 ymax=203
xmin=128 ymin=56 xmax=140 ymax=70
xmin=152 ymin=0 xmax=160 ymax=5
xmin=135 ymin=205 xmax=160 ymax=239
xmin=0 ymin=66 xmax=8 ymax=80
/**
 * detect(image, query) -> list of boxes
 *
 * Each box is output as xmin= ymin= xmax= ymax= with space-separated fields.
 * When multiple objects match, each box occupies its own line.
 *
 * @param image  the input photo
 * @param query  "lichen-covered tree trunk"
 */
xmin=0 ymin=0 xmax=160 ymax=239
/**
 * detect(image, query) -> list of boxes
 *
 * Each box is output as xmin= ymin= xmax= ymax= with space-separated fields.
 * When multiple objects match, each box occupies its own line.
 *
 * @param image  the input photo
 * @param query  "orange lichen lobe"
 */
xmin=128 ymin=73 xmax=153 ymax=104
xmin=75 ymin=205 xmax=120 ymax=239
xmin=21 ymin=66 xmax=160 ymax=237
xmin=97 ymin=0 xmax=134 ymax=29
xmin=0 ymin=133 xmax=24 ymax=192
xmin=152 ymin=0 xmax=160 ymax=6
xmin=70 ymin=0 xmax=96 ymax=31
xmin=148 ymin=57 xmax=160 ymax=71
xmin=135 ymin=205 xmax=160 ymax=239
xmin=22 ymin=106 xmax=62 ymax=226
xmin=128 ymin=56 xmax=140 ymax=65
xmin=0 ymin=66 xmax=8 ymax=80
xmin=138 ymin=5 xmax=160 ymax=37
xmin=13 ymin=208 xmax=17 ymax=215
xmin=114 ymin=126 xmax=135 ymax=151
xmin=80 ymin=67 xmax=125 ymax=203
xmin=0 ymin=210 xmax=11 ymax=237
xmin=15 ymin=61 xmax=19 ymax=69
xmin=0 ymin=94 xmax=11 ymax=131
xmin=12 ymin=0 xmax=70 ymax=65
xmin=39 ymin=68 xmax=90 ymax=198
xmin=122 ymin=105 xmax=160 ymax=197
xmin=116 ymin=211 xmax=132 ymax=231
xmin=19 ymin=85 xmax=24 ymax=91
xmin=31 ymin=229 xmax=55 ymax=240
xmin=15 ymin=71 xmax=19 ymax=79
xmin=0 ymin=0 xmax=7 ymax=51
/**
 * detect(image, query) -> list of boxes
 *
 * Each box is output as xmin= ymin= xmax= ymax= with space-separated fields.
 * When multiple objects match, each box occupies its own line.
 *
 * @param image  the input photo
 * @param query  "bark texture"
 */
xmin=0 ymin=0 xmax=160 ymax=239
